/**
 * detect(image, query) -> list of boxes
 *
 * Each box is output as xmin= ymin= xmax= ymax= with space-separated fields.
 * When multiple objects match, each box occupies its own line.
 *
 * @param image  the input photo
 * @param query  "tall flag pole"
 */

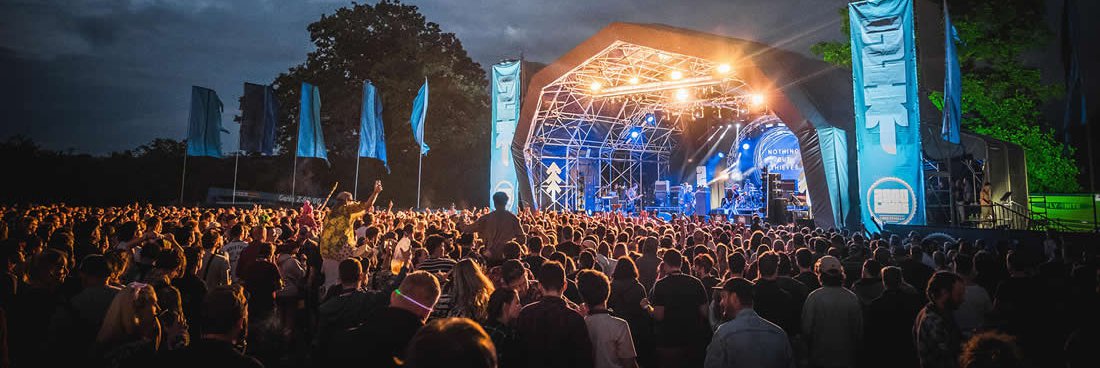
xmin=410 ymin=78 xmax=430 ymax=208
xmin=293 ymin=82 xmax=327 ymax=202
xmin=941 ymin=1 xmax=961 ymax=144
xmin=356 ymin=80 xmax=389 ymax=199
xmin=182 ymin=86 xmax=226 ymax=204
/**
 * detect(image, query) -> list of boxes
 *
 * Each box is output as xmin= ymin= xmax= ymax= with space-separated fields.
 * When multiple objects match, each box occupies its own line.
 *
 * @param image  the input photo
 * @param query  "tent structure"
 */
xmin=511 ymin=22 xmax=860 ymax=229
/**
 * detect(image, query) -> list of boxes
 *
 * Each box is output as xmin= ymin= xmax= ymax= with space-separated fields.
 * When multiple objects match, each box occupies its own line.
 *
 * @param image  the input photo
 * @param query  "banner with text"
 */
xmin=490 ymin=61 xmax=521 ymax=212
xmin=849 ymin=0 xmax=926 ymax=230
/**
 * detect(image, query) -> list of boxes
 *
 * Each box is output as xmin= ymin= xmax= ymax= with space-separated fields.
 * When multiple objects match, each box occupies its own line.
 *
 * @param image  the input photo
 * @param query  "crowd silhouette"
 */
xmin=0 ymin=188 xmax=1097 ymax=368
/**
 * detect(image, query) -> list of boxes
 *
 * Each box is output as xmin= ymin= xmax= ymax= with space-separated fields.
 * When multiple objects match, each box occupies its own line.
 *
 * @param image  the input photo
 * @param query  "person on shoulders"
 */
xmin=463 ymin=192 xmax=524 ymax=266
xmin=319 ymin=182 xmax=383 ymax=293
xmin=704 ymin=277 xmax=794 ymax=368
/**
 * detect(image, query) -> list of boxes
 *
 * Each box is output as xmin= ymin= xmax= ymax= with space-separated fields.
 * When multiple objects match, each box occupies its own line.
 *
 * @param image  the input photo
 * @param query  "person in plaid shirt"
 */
xmin=914 ymin=271 xmax=966 ymax=368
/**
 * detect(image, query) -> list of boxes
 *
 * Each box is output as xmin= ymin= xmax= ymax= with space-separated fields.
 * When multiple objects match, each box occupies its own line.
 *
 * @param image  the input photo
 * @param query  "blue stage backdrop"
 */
xmin=490 ymin=61 xmax=521 ymax=211
xmin=732 ymin=122 xmax=805 ymax=193
xmin=849 ymin=0 xmax=926 ymax=230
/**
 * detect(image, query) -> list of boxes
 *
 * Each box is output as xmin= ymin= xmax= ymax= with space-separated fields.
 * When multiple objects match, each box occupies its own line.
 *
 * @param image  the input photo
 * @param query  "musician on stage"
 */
xmin=681 ymin=183 xmax=696 ymax=216
xmin=624 ymin=183 xmax=640 ymax=213
xmin=721 ymin=188 xmax=737 ymax=215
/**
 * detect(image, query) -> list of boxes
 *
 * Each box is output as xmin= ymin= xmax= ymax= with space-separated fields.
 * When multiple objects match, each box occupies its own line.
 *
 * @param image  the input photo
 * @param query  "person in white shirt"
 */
xmin=577 ymin=269 xmax=639 ymax=368
xmin=222 ymin=223 xmax=250 ymax=281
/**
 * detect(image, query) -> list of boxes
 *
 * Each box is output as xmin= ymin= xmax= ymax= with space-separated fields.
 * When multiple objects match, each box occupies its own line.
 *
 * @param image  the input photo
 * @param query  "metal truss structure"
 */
xmin=524 ymin=41 xmax=761 ymax=211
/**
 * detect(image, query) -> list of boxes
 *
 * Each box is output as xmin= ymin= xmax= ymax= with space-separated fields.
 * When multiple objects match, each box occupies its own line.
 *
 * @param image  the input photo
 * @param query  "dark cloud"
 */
xmin=1 ymin=0 xmax=848 ymax=154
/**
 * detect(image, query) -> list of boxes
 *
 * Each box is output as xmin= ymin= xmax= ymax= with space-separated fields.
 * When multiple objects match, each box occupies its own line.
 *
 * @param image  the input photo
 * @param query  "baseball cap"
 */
xmin=815 ymin=255 xmax=842 ymax=274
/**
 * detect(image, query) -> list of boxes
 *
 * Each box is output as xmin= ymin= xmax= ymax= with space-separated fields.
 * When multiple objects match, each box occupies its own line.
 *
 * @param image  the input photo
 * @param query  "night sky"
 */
xmin=1 ymin=0 xmax=1095 ymax=157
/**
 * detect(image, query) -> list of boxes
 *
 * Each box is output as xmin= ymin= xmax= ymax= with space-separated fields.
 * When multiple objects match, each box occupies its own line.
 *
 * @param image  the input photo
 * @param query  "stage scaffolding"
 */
xmin=523 ymin=41 xmax=758 ymax=211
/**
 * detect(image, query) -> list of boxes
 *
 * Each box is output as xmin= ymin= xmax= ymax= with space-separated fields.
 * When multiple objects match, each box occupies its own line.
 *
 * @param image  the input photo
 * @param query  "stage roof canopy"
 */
xmin=513 ymin=22 xmax=860 ymax=227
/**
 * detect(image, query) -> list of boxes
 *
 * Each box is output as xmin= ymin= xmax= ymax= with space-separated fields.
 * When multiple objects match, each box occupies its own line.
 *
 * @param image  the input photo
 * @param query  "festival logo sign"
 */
xmin=849 ymin=0 xmax=926 ymax=230
xmin=490 ymin=61 xmax=521 ymax=211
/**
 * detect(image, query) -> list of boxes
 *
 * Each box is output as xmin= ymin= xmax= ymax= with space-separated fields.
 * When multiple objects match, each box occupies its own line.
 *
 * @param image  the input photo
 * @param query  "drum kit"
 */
xmin=730 ymin=183 xmax=765 ymax=213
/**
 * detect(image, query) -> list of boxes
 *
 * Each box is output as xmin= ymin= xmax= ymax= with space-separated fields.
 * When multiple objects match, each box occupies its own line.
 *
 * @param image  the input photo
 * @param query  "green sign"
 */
xmin=1029 ymin=194 xmax=1099 ymax=232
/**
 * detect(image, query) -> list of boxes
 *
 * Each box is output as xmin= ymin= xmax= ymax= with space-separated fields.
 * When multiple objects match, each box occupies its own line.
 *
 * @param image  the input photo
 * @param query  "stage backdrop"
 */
xmin=849 ymin=0 xmax=926 ymax=230
xmin=490 ymin=60 xmax=521 ymax=211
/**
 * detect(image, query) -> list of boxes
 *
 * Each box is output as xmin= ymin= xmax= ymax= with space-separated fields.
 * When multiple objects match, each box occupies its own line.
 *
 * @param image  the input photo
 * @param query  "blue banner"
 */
xmin=410 ymin=79 xmax=430 ymax=155
xmin=296 ymin=82 xmax=328 ymax=161
xmin=359 ymin=80 xmax=389 ymax=172
xmin=942 ymin=2 xmax=961 ymax=144
xmin=261 ymin=84 xmax=278 ymax=155
xmin=186 ymin=86 xmax=225 ymax=157
xmin=490 ymin=61 xmax=521 ymax=211
xmin=240 ymin=83 xmax=278 ymax=155
xmin=849 ymin=0 xmax=926 ymax=229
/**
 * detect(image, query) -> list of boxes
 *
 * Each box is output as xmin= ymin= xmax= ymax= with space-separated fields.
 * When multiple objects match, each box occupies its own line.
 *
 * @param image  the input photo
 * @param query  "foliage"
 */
xmin=271 ymin=0 xmax=491 ymax=207
xmin=812 ymin=0 xmax=1080 ymax=193
xmin=809 ymin=8 xmax=851 ymax=67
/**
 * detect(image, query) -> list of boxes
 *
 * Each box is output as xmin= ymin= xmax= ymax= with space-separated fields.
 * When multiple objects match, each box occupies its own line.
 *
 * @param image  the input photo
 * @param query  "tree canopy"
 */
xmin=812 ymin=0 xmax=1081 ymax=193
xmin=272 ymin=0 xmax=490 ymax=207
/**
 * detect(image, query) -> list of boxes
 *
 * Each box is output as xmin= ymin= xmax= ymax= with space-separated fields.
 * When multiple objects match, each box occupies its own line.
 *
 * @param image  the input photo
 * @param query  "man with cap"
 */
xmin=801 ymin=255 xmax=862 ymax=368
xmin=704 ymin=277 xmax=795 ymax=368
xmin=319 ymin=180 xmax=382 ymax=293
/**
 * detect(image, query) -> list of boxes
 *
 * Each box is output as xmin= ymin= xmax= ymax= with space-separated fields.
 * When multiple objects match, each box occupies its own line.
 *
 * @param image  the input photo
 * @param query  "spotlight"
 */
xmin=590 ymin=81 xmax=603 ymax=92
xmin=675 ymin=88 xmax=689 ymax=102
xmin=630 ymin=131 xmax=640 ymax=139
xmin=717 ymin=64 xmax=732 ymax=74
xmin=726 ymin=124 xmax=731 ymax=128
xmin=735 ymin=123 xmax=741 ymax=129
xmin=750 ymin=93 xmax=765 ymax=106
xmin=718 ymin=152 xmax=725 ymax=158
xmin=670 ymin=70 xmax=683 ymax=80
xmin=742 ymin=143 xmax=750 ymax=150
xmin=628 ymin=76 xmax=640 ymax=85
xmin=646 ymin=115 xmax=655 ymax=124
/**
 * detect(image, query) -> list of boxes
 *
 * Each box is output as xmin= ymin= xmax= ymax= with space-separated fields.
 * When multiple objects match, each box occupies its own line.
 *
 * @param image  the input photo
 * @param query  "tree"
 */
xmin=133 ymin=138 xmax=186 ymax=159
xmin=271 ymin=0 xmax=490 ymax=207
xmin=812 ymin=0 xmax=1081 ymax=193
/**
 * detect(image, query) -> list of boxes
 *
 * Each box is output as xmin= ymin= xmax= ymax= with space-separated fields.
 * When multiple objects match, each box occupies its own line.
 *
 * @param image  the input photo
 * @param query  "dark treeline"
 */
xmin=0 ymin=136 xmax=488 ymax=208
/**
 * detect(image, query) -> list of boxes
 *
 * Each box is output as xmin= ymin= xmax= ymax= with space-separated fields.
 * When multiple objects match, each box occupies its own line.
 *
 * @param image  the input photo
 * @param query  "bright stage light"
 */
xmin=736 ymin=123 xmax=741 ymax=129
xmin=717 ymin=152 xmax=725 ymax=158
xmin=630 ymin=131 xmax=640 ymax=139
xmin=717 ymin=64 xmax=732 ymax=74
xmin=646 ymin=115 xmax=656 ymax=124
xmin=670 ymin=70 xmax=683 ymax=80
xmin=629 ymin=76 xmax=640 ymax=85
xmin=750 ymin=93 xmax=765 ymax=106
xmin=742 ymin=143 xmax=750 ymax=150
xmin=590 ymin=81 xmax=603 ymax=92
xmin=675 ymin=88 xmax=689 ymax=101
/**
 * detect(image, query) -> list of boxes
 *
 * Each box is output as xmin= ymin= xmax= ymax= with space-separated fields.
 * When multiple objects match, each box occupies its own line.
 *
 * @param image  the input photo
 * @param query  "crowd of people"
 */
xmin=0 ymin=184 xmax=1097 ymax=368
